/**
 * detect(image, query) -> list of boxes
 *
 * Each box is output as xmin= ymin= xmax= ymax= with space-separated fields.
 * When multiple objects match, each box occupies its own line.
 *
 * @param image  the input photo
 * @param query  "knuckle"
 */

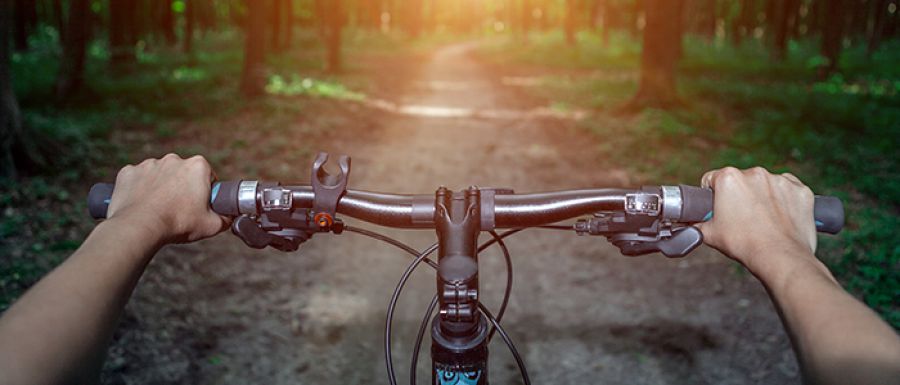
xmin=721 ymin=166 xmax=740 ymax=175
xmin=748 ymin=166 xmax=769 ymax=177
xmin=716 ymin=167 xmax=740 ymax=183
xmin=117 ymin=164 xmax=134 ymax=177
xmin=800 ymin=185 xmax=814 ymax=199
xmin=189 ymin=155 xmax=211 ymax=170
xmin=163 ymin=153 xmax=180 ymax=160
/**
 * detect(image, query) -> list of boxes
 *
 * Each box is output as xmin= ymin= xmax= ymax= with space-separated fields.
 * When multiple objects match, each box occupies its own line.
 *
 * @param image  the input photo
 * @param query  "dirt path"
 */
xmin=107 ymin=44 xmax=800 ymax=385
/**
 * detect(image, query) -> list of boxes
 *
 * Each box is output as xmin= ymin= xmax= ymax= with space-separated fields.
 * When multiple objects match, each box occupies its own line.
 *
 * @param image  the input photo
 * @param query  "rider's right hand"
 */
xmin=107 ymin=153 xmax=229 ymax=244
xmin=697 ymin=167 xmax=821 ymax=277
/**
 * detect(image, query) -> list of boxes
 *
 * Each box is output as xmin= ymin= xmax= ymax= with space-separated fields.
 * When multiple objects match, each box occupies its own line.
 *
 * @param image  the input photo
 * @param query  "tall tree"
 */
xmin=365 ymin=0 xmax=383 ymax=30
xmin=699 ymin=0 xmax=718 ymax=40
xmin=731 ymin=0 xmax=757 ymax=44
xmin=674 ymin=0 xmax=687 ymax=59
xmin=564 ymin=0 xmax=578 ymax=45
xmin=52 ymin=0 xmax=65 ymax=43
xmin=184 ymin=0 xmax=195 ymax=53
xmin=631 ymin=0 xmax=684 ymax=108
xmin=867 ymin=0 xmax=890 ymax=55
xmin=820 ymin=0 xmax=846 ymax=77
xmin=159 ymin=0 xmax=176 ymax=44
xmin=598 ymin=0 xmax=612 ymax=45
xmin=283 ymin=0 xmax=294 ymax=50
xmin=110 ymin=0 xmax=137 ymax=67
xmin=55 ymin=0 xmax=90 ymax=100
xmin=1 ymin=0 xmax=23 ymax=177
xmin=270 ymin=0 xmax=282 ymax=51
xmin=521 ymin=0 xmax=532 ymax=40
xmin=317 ymin=0 xmax=345 ymax=72
xmin=240 ymin=0 xmax=268 ymax=96
xmin=772 ymin=0 xmax=799 ymax=60
xmin=405 ymin=0 xmax=423 ymax=38
xmin=13 ymin=0 xmax=35 ymax=51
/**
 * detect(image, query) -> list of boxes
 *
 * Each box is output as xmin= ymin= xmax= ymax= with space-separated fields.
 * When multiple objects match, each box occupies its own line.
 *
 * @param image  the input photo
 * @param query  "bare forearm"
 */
xmin=752 ymin=251 xmax=900 ymax=385
xmin=0 ymin=217 xmax=162 ymax=385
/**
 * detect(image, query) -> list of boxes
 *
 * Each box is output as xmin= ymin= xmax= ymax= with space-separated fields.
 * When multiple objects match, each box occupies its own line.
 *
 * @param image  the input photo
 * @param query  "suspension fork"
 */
xmin=431 ymin=186 xmax=489 ymax=385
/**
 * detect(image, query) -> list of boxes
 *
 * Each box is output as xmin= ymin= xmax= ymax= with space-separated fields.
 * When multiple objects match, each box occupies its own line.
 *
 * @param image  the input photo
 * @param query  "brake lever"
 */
xmin=230 ymin=152 xmax=352 ymax=252
xmin=610 ymin=226 xmax=704 ymax=258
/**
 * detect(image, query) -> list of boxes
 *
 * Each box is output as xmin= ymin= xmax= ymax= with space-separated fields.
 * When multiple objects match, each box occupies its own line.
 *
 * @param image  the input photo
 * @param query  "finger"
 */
xmin=701 ymin=170 xmax=717 ymax=189
xmin=205 ymin=213 xmax=229 ymax=235
xmin=695 ymin=221 xmax=715 ymax=245
xmin=781 ymin=172 xmax=803 ymax=186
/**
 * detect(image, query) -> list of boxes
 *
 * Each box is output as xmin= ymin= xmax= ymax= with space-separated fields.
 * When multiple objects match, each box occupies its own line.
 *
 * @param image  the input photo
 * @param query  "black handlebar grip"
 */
xmin=87 ymin=181 xmax=243 ymax=220
xmin=88 ymin=183 xmax=115 ymax=219
xmin=678 ymin=185 xmax=713 ymax=222
xmin=678 ymin=185 xmax=844 ymax=234
xmin=210 ymin=181 xmax=241 ymax=216
xmin=812 ymin=195 xmax=844 ymax=234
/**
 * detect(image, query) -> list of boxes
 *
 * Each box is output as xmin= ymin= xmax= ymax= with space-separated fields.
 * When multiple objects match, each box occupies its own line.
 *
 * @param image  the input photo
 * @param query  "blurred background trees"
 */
xmin=0 ymin=0 xmax=895 ymax=175
xmin=1 ymin=0 xmax=894 ymax=112
xmin=1 ymin=0 xmax=898 ymax=332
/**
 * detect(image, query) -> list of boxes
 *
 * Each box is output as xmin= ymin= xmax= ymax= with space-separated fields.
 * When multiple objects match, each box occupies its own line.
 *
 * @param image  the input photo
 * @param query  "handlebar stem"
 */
xmin=431 ymin=186 xmax=490 ymax=380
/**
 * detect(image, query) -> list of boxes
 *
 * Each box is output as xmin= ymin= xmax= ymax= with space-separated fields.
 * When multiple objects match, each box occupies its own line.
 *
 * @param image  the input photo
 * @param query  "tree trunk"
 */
xmin=887 ymin=1 xmax=899 ymax=38
xmin=318 ymin=0 xmax=344 ymax=72
xmin=700 ymin=0 xmax=717 ymax=40
xmin=521 ymin=0 xmax=531 ymax=41
xmin=630 ymin=0 xmax=641 ymax=36
xmin=564 ymin=0 xmax=577 ymax=45
xmin=848 ymin=0 xmax=870 ymax=41
xmin=772 ymin=0 xmax=797 ymax=61
xmin=787 ymin=0 xmax=803 ymax=38
xmin=674 ymin=0 xmax=686 ymax=59
xmin=184 ymin=0 xmax=195 ymax=53
xmin=270 ymin=0 xmax=282 ymax=51
xmin=110 ymin=0 xmax=137 ymax=67
xmin=406 ymin=0 xmax=423 ymax=38
xmin=370 ymin=0 xmax=383 ymax=30
xmin=631 ymin=0 xmax=684 ymax=109
xmin=764 ymin=0 xmax=777 ymax=39
xmin=601 ymin=0 xmax=611 ymax=45
xmin=820 ymin=0 xmax=846 ymax=78
xmin=240 ymin=0 xmax=267 ymax=97
xmin=52 ymin=0 xmax=65 ymax=43
xmin=283 ymin=0 xmax=294 ymax=49
xmin=732 ymin=0 xmax=756 ymax=44
xmin=13 ymin=0 xmax=31 ymax=51
xmin=55 ymin=0 xmax=89 ymax=100
xmin=867 ymin=0 xmax=889 ymax=55
xmin=1 ymin=0 xmax=23 ymax=178
xmin=160 ymin=0 xmax=176 ymax=44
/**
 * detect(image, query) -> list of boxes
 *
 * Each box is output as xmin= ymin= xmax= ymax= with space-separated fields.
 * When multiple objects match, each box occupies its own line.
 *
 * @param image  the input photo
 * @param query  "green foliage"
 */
xmin=266 ymin=75 xmax=365 ymax=100
xmin=3 ymin=27 xmax=426 ymax=312
xmin=481 ymin=30 xmax=641 ymax=70
xmin=0 ymin=178 xmax=88 ymax=310
xmin=484 ymin=30 xmax=900 ymax=328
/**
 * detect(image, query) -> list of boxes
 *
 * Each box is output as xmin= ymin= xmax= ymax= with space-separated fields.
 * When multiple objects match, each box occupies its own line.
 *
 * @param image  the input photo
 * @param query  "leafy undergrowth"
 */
xmin=1 ymin=28 xmax=435 ymax=311
xmin=480 ymin=31 xmax=900 ymax=328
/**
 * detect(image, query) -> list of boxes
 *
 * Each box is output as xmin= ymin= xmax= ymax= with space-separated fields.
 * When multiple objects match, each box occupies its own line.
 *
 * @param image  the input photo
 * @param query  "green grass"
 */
xmin=480 ymin=31 xmax=900 ymax=328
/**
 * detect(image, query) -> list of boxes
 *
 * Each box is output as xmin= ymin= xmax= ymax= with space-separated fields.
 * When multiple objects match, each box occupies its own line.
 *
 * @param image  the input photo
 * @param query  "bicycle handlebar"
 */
xmin=87 ymin=181 xmax=845 ymax=234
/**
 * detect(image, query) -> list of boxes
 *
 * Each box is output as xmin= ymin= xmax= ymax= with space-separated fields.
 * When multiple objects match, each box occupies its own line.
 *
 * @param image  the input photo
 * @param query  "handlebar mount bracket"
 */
xmin=231 ymin=152 xmax=352 ymax=252
xmin=574 ymin=186 xmax=703 ymax=258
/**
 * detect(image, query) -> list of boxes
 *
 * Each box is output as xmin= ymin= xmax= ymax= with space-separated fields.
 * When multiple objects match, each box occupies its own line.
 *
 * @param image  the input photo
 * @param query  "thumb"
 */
xmin=695 ymin=221 xmax=716 ymax=247
xmin=205 ymin=212 xmax=231 ymax=236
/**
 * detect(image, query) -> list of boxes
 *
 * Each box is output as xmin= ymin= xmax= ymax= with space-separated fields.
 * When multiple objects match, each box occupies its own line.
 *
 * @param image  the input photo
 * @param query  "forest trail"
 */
xmin=110 ymin=44 xmax=800 ymax=385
